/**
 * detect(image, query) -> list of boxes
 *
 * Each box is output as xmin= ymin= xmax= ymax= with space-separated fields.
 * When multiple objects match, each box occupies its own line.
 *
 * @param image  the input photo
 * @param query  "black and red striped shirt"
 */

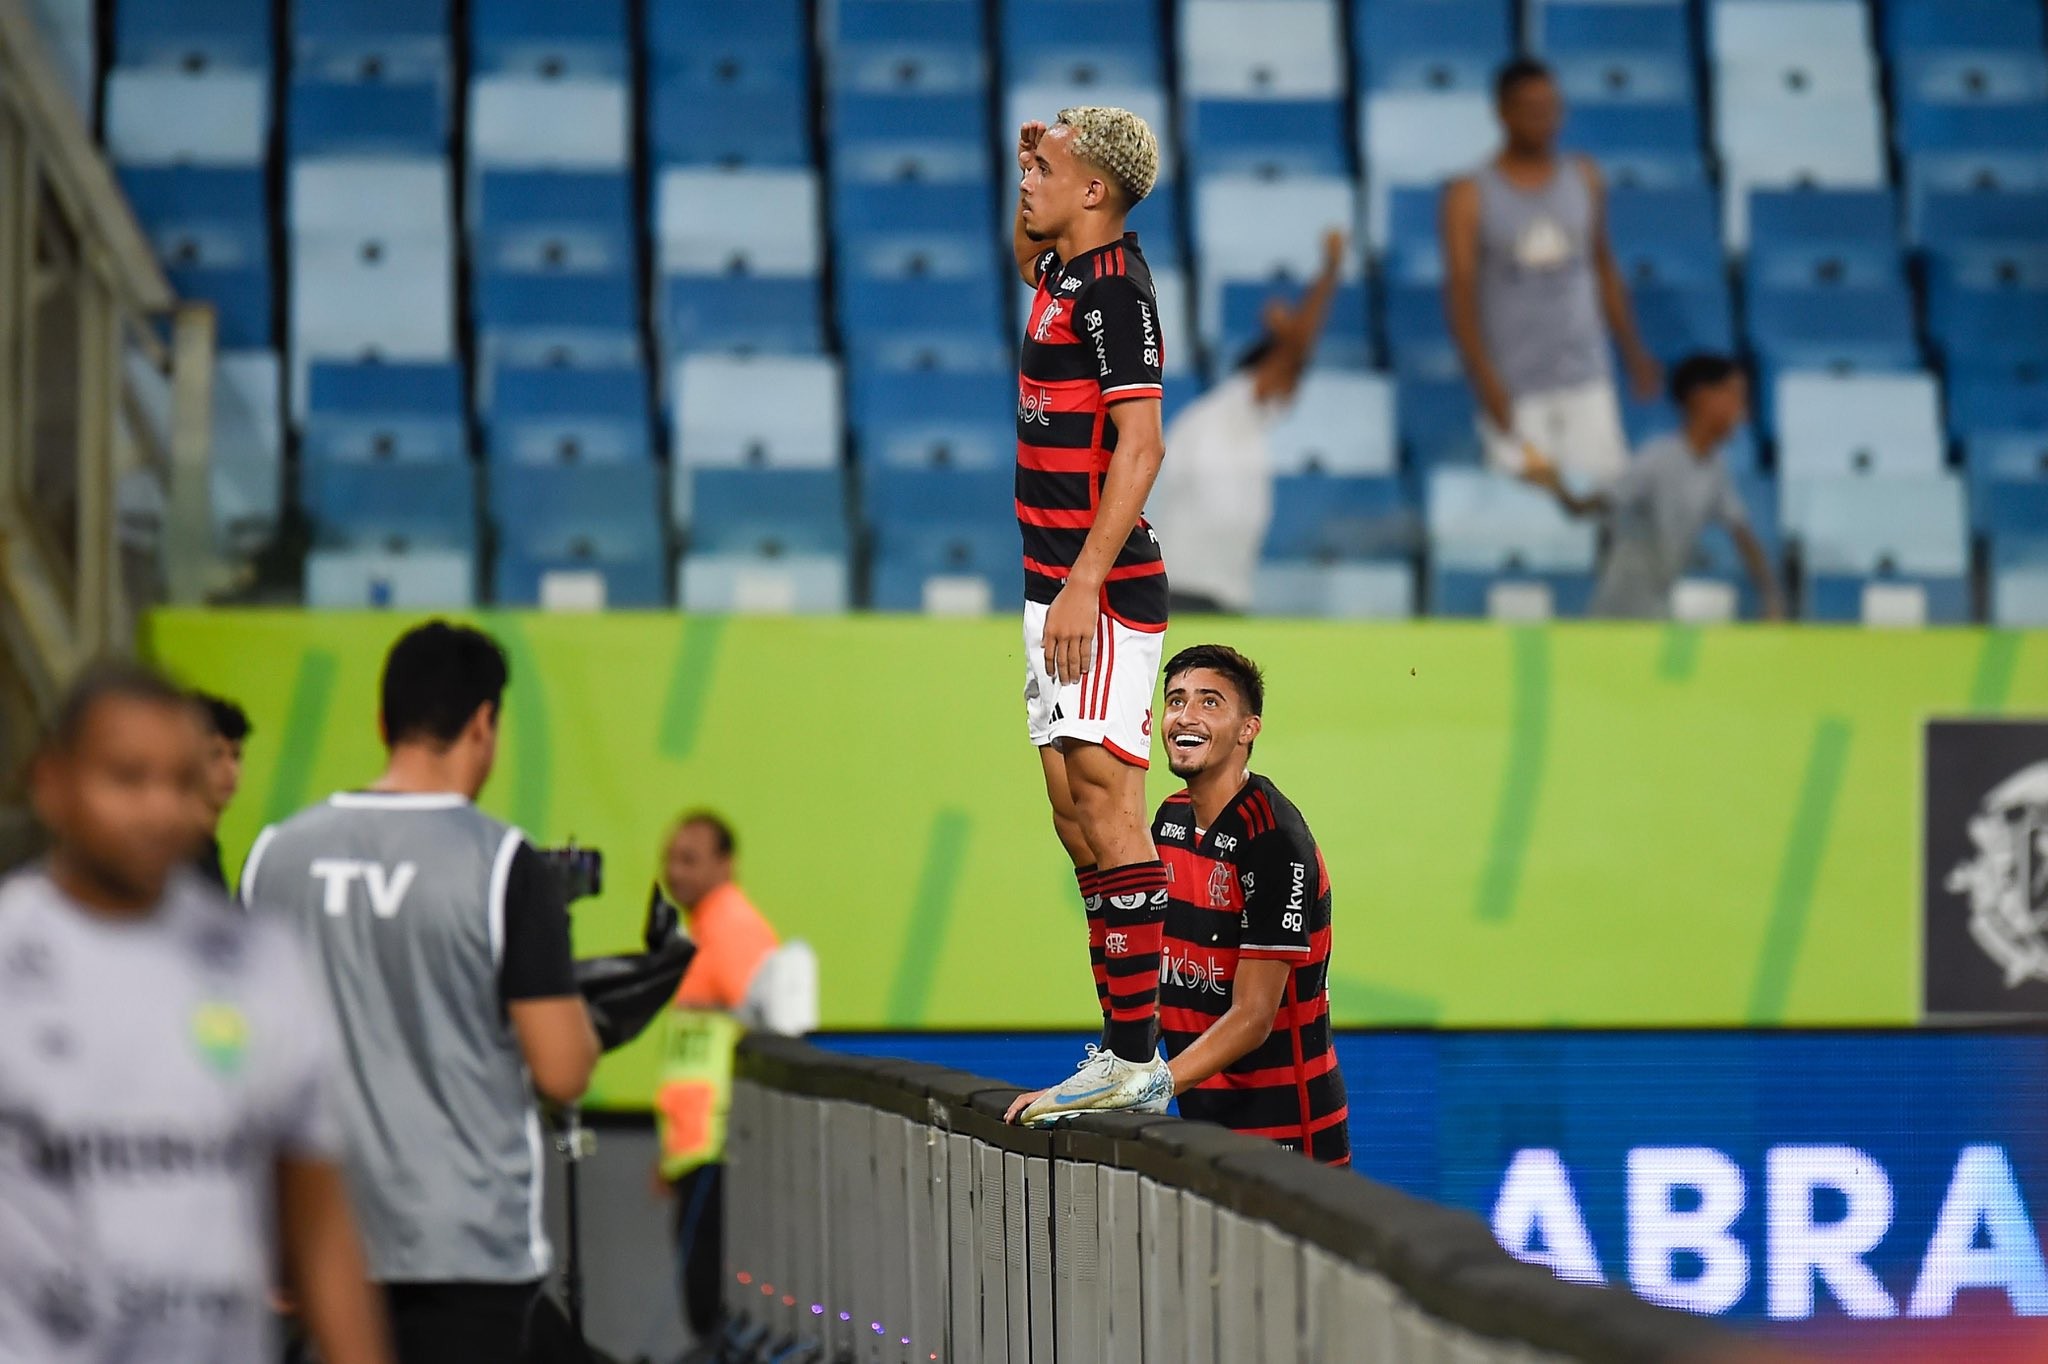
xmin=1153 ymin=774 xmax=1349 ymax=1166
xmin=1017 ymin=233 xmax=1168 ymax=629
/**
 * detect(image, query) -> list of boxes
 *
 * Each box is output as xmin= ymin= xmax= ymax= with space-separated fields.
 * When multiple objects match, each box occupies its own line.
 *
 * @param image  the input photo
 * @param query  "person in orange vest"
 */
xmin=652 ymin=810 xmax=778 ymax=1345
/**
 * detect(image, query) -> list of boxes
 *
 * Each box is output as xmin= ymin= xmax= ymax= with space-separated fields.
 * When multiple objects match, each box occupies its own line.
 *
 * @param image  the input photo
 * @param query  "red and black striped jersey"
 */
xmin=1017 ymin=232 xmax=1169 ymax=630
xmin=1152 ymin=774 xmax=1349 ymax=1166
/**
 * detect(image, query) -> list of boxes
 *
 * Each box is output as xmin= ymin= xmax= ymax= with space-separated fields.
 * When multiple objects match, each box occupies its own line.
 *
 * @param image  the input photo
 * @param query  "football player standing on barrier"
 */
xmin=242 ymin=622 xmax=600 ymax=1364
xmin=0 ymin=663 xmax=391 ymax=1364
xmin=1010 ymin=645 xmax=1351 ymax=1165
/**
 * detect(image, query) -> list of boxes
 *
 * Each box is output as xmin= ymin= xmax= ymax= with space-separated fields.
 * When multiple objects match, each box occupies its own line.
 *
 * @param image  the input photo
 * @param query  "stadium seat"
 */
xmin=1216 ymin=281 xmax=1372 ymax=370
xmin=826 ymin=0 xmax=985 ymax=94
xmin=475 ymin=270 xmax=641 ymax=372
xmin=1954 ymin=377 xmax=2048 ymax=500
xmin=1382 ymin=281 xmax=1460 ymax=379
xmin=303 ymin=361 xmax=467 ymax=464
xmin=672 ymin=354 xmax=842 ymax=476
xmin=1977 ymin=480 xmax=2048 ymax=545
xmin=1606 ymin=186 xmax=1723 ymax=286
xmin=1711 ymin=0 xmax=1871 ymax=63
xmin=1919 ymin=188 xmax=2048 ymax=259
xmin=850 ymin=367 xmax=1014 ymax=469
xmin=1180 ymin=0 xmax=1345 ymax=99
xmin=1565 ymin=103 xmax=1707 ymax=188
xmin=1536 ymin=4 xmax=1692 ymax=104
xmin=105 ymin=70 xmax=269 ymax=165
xmin=1899 ymin=102 xmax=2048 ymax=158
xmin=686 ymin=468 xmax=850 ymax=554
xmin=1884 ymin=0 xmax=2047 ymax=57
xmin=1262 ymin=473 xmax=1413 ymax=561
xmin=1000 ymin=0 xmax=1164 ymax=87
xmin=471 ymin=171 xmax=634 ymax=274
xmin=1715 ymin=46 xmax=1878 ymax=108
xmin=289 ymin=79 xmax=446 ymax=158
xmin=656 ymin=168 xmax=822 ymax=276
xmin=1382 ymin=186 xmax=1443 ymax=283
xmin=1182 ymin=99 xmax=1351 ymax=179
xmin=116 ymin=0 xmax=269 ymax=72
xmin=290 ymin=235 xmax=457 ymax=408
xmin=1355 ymin=0 xmax=1512 ymax=96
xmin=1747 ymin=285 xmax=1920 ymax=374
xmin=1252 ymin=561 xmax=1416 ymax=617
xmin=118 ymin=167 xmax=273 ymax=346
xmin=837 ymin=276 xmax=1010 ymax=372
xmin=490 ymin=462 xmax=667 ymax=607
xmin=485 ymin=366 xmax=651 ymax=463
xmin=831 ymin=181 xmax=998 ymax=256
xmin=1266 ymin=373 xmax=1398 ymax=475
xmin=650 ymin=80 xmax=814 ymax=168
xmin=1361 ymin=92 xmax=1499 ymax=246
xmin=1992 ymin=544 xmax=2048 ymax=626
xmin=647 ymin=0 xmax=807 ymax=85
xmin=1930 ymin=292 xmax=2048 ymax=370
xmin=679 ymin=553 xmax=852 ymax=613
xmin=865 ymin=466 xmax=1016 ymax=613
xmin=1629 ymin=281 xmax=1738 ymax=364
xmin=1745 ymin=188 xmax=1903 ymax=290
xmin=1718 ymin=99 xmax=1888 ymax=247
xmin=1774 ymin=372 xmax=1946 ymax=478
xmin=469 ymin=76 xmax=630 ymax=170
xmin=1427 ymin=468 xmax=1597 ymax=571
xmin=833 ymin=92 xmax=992 ymax=184
xmin=1785 ymin=473 xmax=1971 ymax=623
xmin=305 ymin=549 xmax=477 ymax=608
xmin=1894 ymin=51 xmax=2048 ymax=107
xmin=304 ymin=459 xmax=477 ymax=550
xmin=469 ymin=0 xmax=628 ymax=79
xmin=1398 ymin=376 xmax=1482 ymax=468
xmin=1195 ymin=175 xmax=1361 ymax=284
xmin=659 ymin=276 xmax=824 ymax=355
xmin=290 ymin=159 xmax=450 ymax=237
xmin=293 ymin=0 xmax=452 ymax=83
xmin=209 ymin=350 xmax=284 ymax=554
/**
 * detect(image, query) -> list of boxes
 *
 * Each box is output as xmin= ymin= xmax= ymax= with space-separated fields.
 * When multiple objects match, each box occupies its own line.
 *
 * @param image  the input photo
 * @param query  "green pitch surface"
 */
xmin=146 ymin=612 xmax=2044 ymax=1109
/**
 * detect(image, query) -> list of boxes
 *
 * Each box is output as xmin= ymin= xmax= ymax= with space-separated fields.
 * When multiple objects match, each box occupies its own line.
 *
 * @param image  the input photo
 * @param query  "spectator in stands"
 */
xmin=1522 ymin=353 xmax=1783 ymax=620
xmin=1152 ymin=229 xmax=1349 ymax=615
xmin=191 ymin=690 xmax=250 ymax=893
xmin=1443 ymin=57 xmax=1662 ymax=481
xmin=653 ymin=810 xmax=780 ymax=1345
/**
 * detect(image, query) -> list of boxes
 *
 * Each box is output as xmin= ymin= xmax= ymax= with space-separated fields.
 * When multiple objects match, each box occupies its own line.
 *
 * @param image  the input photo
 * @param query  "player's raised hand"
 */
xmin=1043 ymin=581 xmax=1098 ymax=686
xmin=1320 ymin=228 xmax=1347 ymax=275
xmin=1017 ymin=120 xmax=1048 ymax=172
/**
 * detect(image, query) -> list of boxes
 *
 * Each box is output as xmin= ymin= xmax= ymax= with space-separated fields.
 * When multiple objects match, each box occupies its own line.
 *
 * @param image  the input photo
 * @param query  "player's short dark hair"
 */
xmin=1164 ymin=644 xmax=1266 ymax=717
xmin=380 ymin=621 xmax=509 ymax=749
xmin=672 ymin=809 xmax=736 ymax=858
xmin=1669 ymin=352 xmax=1743 ymax=408
xmin=47 ymin=661 xmax=193 ymax=753
xmin=192 ymin=691 xmax=250 ymax=743
xmin=1495 ymin=57 xmax=1555 ymax=103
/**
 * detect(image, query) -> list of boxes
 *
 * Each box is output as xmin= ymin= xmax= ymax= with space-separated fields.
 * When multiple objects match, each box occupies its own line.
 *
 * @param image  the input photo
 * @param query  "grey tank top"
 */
xmin=1475 ymin=158 xmax=1611 ymax=396
xmin=241 ymin=793 xmax=549 ymax=1284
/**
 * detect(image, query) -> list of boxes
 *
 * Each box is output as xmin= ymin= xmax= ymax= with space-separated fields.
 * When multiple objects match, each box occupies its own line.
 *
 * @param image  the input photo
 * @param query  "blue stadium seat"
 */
xmin=1252 ymin=561 xmax=1416 ymax=617
xmin=1217 ymin=281 xmax=1373 ymax=371
xmin=837 ymin=275 xmax=1010 ymax=371
xmin=1565 ymin=103 xmax=1707 ymax=187
xmin=650 ymin=80 xmax=813 ymax=167
xmin=1747 ymin=285 xmax=1921 ymax=374
xmin=1883 ymin=0 xmax=2047 ymax=57
xmin=1894 ymin=51 xmax=2048 ymax=107
xmin=648 ymin=0 xmax=807 ymax=82
xmin=293 ymin=0 xmax=452 ymax=83
xmin=1382 ymin=186 xmax=1442 ymax=283
xmin=840 ymin=228 xmax=999 ymax=287
xmin=289 ymin=79 xmax=446 ymax=157
xmin=1265 ymin=371 xmax=1398 ymax=474
xmin=1183 ymin=0 xmax=1345 ymax=98
xmin=1397 ymin=376 xmax=1482 ymax=468
xmin=469 ymin=0 xmax=628 ymax=79
xmin=304 ymin=459 xmax=477 ymax=549
xmin=486 ymin=366 xmax=650 ymax=463
xmin=1774 ymin=372 xmax=1946 ymax=479
xmin=475 ymin=270 xmax=641 ymax=370
xmin=865 ymin=466 xmax=1015 ymax=612
xmin=832 ymin=182 xmax=997 ymax=251
xmin=1182 ymin=99 xmax=1351 ymax=178
xmin=472 ymin=171 xmax=633 ymax=274
xmin=1930 ymin=291 xmax=2048 ymax=369
xmin=289 ymin=159 xmax=449 ymax=236
xmin=1538 ymin=4 xmax=1689 ymax=61
xmin=1786 ymin=474 xmax=1971 ymax=623
xmin=660 ymin=276 xmax=824 ymax=355
xmin=1001 ymin=1 xmax=1164 ymax=87
xmin=106 ymin=70 xmax=270 ymax=165
xmin=1919 ymin=189 xmax=2048 ymax=255
xmin=1991 ymin=540 xmax=2048 ymax=625
xmin=1712 ymin=0 xmax=1872 ymax=63
xmin=687 ymin=469 xmax=849 ymax=554
xmin=1898 ymin=102 xmax=2048 ymax=156
xmin=1261 ymin=474 xmax=1413 ymax=561
xmin=1606 ymin=186 xmax=1722 ymax=286
xmin=829 ymin=92 xmax=991 ymax=183
xmin=1427 ymin=467 xmax=1597 ymax=572
xmin=303 ymin=361 xmax=467 ymax=463
xmin=657 ymin=167 xmax=822 ymax=275
xmin=1631 ymin=281 xmax=1737 ymax=363
xmin=826 ymin=0 xmax=985 ymax=94
xmin=119 ymin=165 xmax=266 ymax=259
xmin=290 ymin=235 xmax=457 ymax=403
xmin=850 ymin=366 xmax=1014 ymax=469
xmin=1745 ymin=188 xmax=1905 ymax=290
xmin=490 ymin=462 xmax=666 ymax=605
xmin=1430 ymin=568 xmax=1597 ymax=618
xmin=1382 ymin=281 xmax=1459 ymax=379
xmin=678 ymin=553 xmax=851 ymax=613
xmin=671 ymin=354 xmax=843 ymax=474
xmin=1360 ymin=91 xmax=1497 ymax=244
xmin=1953 ymin=377 xmax=2048 ymax=496
xmin=116 ymin=0 xmax=270 ymax=72
xmin=469 ymin=76 xmax=630 ymax=171
xmin=1354 ymin=0 xmax=1512 ymax=95
xmin=1195 ymin=174 xmax=1361 ymax=291
xmin=1980 ymin=483 xmax=2048 ymax=544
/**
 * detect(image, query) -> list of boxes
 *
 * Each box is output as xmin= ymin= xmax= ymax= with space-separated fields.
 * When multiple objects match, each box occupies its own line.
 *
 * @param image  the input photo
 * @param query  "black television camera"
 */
xmin=533 ymin=841 xmax=604 ymax=905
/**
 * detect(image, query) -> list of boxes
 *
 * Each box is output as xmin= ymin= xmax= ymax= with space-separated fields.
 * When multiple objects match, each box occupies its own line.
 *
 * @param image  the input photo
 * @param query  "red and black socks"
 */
xmin=1076 ymin=866 xmax=1110 ymax=1034
xmin=1096 ymin=860 xmax=1168 ymax=1063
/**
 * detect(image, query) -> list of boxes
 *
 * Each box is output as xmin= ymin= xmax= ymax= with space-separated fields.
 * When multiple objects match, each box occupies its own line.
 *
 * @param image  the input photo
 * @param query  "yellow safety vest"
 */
xmin=654 ymin=1008 xmax=743 ymax=1180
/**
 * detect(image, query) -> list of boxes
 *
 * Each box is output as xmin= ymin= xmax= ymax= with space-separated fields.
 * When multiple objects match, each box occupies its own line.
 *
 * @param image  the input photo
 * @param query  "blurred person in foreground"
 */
xmin=1444 ymin=57 xmax=1661 ymax=481
xmin=1012 ymin=645 xmax=1350 ymax=1165
xmin=652 ymin=811 xmax=783 ymax=1345
xmin=241 ymin=622 xmax=599 ymax=1364
xmin=190 ymin=691 xmax=251 ymax=893
xmin=1151 ymin=229 xmax=1349 ymax=616
xmin=1521 ymin=353 xmax=1784 ymax=620
xmin=0 ymin=663 xmax=388 ymax=1364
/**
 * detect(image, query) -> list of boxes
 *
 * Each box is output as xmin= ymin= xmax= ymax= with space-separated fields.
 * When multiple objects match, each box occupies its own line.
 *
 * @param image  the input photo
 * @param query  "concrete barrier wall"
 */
xmin=723 ymin=1036 xmax=1743 ymax=1364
